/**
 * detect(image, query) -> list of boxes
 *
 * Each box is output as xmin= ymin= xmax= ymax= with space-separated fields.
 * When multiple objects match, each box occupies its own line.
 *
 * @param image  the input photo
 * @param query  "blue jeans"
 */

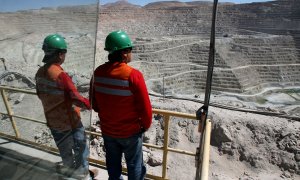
xmin=51 ymin=126 xmax=89 ymax=171
xmin=103 ymin=133 xmax=146 ymax=180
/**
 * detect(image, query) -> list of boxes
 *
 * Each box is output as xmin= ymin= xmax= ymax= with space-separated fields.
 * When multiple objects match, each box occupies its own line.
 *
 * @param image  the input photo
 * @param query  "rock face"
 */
xmin=211 ymin=115 xmax=300 ymax=174
xmin=0 ymin=5 xmax=98 ymax=84
xmin=0 ymin=1 xmax=299 ymax=114
xmin=98 ymin=0 xmax=300 ymax=95
xmin=0 ymin=1 xmax=300 ymax=180
xmin=96 ymin=0 xmax=300 ymax=116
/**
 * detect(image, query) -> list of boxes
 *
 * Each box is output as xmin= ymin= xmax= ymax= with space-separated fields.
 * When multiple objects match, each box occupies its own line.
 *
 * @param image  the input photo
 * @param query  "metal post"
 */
xmin=201 ymin=119 xmax=212 ymax=180
xmin=1 ymin=89 xmax=20 ymax=137
xmin=0 ymin=58 xmax=7 ymax=70
xmin=162 ymin=115 xmax=170 ymax=179
xmin=163 ymin=76 xmax=165 ymax=101
xmin=196 ymin=0 xmax=218 ymax=179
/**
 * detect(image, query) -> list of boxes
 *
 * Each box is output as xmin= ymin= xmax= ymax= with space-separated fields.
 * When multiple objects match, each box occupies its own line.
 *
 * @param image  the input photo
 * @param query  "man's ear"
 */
xmin=58 ymin=52 xmax=64 ymax=58
xmin=121 ymin=51 xmax=128 ymax=59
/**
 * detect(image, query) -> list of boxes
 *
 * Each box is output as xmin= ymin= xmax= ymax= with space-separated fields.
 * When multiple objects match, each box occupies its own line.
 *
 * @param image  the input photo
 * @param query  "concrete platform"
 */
xmin=0 ymin=137 xmax=109 ymax=180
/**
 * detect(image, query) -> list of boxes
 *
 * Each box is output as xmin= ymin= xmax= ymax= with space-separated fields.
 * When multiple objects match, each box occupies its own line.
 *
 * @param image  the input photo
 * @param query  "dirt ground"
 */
xmin=0 ymin=1 xmax=300 ymax=179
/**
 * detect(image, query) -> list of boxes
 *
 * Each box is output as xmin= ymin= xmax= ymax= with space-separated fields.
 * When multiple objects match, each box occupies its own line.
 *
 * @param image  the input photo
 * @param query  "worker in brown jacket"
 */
xmin=35 ymin=34 xmax=91 ymax=179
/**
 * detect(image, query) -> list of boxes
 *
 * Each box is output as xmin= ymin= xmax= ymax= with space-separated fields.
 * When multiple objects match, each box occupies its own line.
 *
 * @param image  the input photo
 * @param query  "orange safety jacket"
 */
xmin=90 ymin=62 xmax=152 ymax=138
xmin=35 ymin=63 xmax=90 ymax=131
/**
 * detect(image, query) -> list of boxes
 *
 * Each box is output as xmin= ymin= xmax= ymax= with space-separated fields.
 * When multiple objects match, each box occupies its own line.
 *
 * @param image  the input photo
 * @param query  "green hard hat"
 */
xmin=104 ymin=30 xmax=133 ymax=54
xmin=42 ymin=34 xmax=67 ymax=63
xmin=42 ymin=34 xmax=67 ymax=53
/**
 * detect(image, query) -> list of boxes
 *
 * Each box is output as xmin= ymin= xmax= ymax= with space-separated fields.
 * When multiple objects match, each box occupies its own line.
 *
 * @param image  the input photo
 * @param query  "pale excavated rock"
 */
xmin=148 ymin=153 xmax=163 ymax=167
xmin=0 ymin=1 xmax=300 ymax=180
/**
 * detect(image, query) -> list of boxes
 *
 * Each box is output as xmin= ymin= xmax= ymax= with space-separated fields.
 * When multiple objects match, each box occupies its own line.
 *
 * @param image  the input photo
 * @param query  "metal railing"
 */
xmin=0 ymin=85 xmax=211 ymax=180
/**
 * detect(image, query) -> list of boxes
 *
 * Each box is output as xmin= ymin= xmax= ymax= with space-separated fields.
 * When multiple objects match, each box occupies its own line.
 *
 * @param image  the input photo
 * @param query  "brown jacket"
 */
xmin=36 ymin=63 xmax=90 ymax=131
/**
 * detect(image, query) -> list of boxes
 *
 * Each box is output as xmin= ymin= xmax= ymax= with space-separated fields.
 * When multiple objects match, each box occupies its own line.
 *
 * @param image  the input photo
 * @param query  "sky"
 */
xmin=0 ymin=0 xmax=97 ymax=12
xmin=0 ymin=0 xmax=274 ymax=12
xmin=100 ymin=0 xmax=273 ymax=6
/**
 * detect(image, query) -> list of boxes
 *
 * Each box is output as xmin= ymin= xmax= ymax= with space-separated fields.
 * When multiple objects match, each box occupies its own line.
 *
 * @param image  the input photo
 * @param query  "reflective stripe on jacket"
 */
xmin=90 ymin=62 xmax=152 ymax=138
xmin=35 ymin=63 xmax=90 ymax=131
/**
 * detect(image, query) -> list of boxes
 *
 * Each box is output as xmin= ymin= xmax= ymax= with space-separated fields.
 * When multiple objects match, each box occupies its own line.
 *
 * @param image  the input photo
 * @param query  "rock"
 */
xmin=143 ymin=151 xmax=150 ymax=163
xmin=281 ymin=171 xmax=291 ymax=178
xmin=143 ymin=133 xmax=151 ymax=143
xmin=91 ymin=138 xmax=99 ymax=146
xmin=6 ymin=74 xmax=15 ymax=82
xmin=295 ymin=153 xmax=300 ymax=162
xmin=270 ymin=151 xmax=281 ymax=165
xmin=278 ymin=132 xmax=300 ymax=153
xmin=280 ymin=152 xmax=297 ymax=171
xmin=178 ymin=119 xmax=188 ymax=127
xmin=154 ymin=114 xmax=163 ymax=121
xmin=148 ymin=154 xmax=162 ymax=167
xmin=211 ymin=123 xmax=233 ymax=147
xmin=220 ymin=142 xmax=234 ymax=156
xmin=14 ymin=93 xmax=25 ymax=104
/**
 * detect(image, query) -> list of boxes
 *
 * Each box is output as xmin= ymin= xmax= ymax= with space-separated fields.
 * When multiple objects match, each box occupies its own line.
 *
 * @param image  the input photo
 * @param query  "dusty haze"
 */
xmin=0 ymin=0 xmax=299 ymax=179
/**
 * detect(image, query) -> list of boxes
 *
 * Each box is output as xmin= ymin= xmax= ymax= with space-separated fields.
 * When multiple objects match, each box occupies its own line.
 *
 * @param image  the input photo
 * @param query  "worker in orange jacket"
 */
xmin=90 ymin=30 xmax=152 ymax=180
xmin=35 ymin=34 xmax=91 ymax=179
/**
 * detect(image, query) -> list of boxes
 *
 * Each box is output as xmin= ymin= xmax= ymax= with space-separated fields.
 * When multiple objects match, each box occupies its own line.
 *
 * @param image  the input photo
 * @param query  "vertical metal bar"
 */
xmin=163 ymin=76 xmax=165 ymax=101
xmin=0 ymin=58 xmax=7 ymax=70
xmin=162 ymin=115 xmax=170 ymax=179
xmin=201 ymin=119 xmax=212 ymax=180
xmin=1 ymin=89 xmax=20 ymax=138
xmin=196 ymin=0 xmax=218 ymax=179
xmin=88 ymin=0 xmax=100 ymax=162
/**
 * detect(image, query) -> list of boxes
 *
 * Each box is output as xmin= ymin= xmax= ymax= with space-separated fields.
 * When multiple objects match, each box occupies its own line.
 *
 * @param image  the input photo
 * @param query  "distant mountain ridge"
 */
xmin=145 ymin=0 xmax=215 ymax=8
xmin=102 ymin=0 xmax=235 ymax=8
xmin=102 ymin=0 xmax=141 ymax=8
xmin=102 ymin=0 xmax=216 ymax=8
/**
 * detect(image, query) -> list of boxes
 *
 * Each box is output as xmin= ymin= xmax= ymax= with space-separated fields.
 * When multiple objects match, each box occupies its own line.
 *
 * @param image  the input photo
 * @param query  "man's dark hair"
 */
xmin=108 ymin=48 xmax=132 ymax=62
xmin=43 ymin=49 xmax=67 ymax=64
xmin=108 ymin=50 xmax=123 ymax=62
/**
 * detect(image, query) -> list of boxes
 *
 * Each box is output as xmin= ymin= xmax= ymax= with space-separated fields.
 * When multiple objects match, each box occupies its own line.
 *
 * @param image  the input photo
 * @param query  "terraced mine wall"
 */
xmin=0 ymin=0 xmax=299 ymax=97
xmin=0 ymin=5 xmax=98 ymax=82
xmin=98 ymin=0 xmax=300 ymax=96
xmin=225 ymin=0 xmax=300 ymax=57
